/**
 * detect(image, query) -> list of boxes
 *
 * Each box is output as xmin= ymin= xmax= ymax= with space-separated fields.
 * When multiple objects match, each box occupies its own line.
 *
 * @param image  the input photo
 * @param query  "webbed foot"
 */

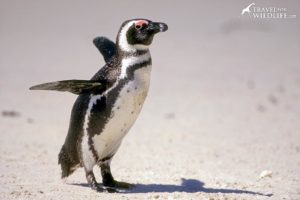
xmin=91 ymin=184 xmax=118 ymax=193
xmin=103 ymin=180 xmax=134 ymax=190
xmin=113 ymin=181 xmax=135 ymax=189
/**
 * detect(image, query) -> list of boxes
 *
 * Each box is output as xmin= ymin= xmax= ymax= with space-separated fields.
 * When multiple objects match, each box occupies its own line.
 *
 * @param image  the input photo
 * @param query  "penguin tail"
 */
xmin=58 ymin=145 xmax=79 ymax=178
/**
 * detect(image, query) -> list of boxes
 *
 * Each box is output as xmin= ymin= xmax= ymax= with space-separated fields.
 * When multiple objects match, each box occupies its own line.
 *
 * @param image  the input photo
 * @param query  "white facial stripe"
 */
xmin=120 ymin=52 xmax=151 ymax=79
xmin=118 ymin=20 xmax=150 ymax=52
xmin=133 ymin=44 xmax=149 ymax=50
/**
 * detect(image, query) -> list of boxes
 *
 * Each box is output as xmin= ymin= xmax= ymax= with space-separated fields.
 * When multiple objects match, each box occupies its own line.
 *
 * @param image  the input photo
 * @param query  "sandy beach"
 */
xmin=1 ymin=0 xmax=300 ymax=199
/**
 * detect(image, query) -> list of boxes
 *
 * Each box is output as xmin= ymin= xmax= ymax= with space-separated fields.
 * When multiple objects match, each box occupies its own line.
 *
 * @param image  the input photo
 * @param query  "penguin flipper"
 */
xmin=29 ymin=80 xmax=103 ymax=95
xmin=93 ymin=36 xmax=117 ymax=63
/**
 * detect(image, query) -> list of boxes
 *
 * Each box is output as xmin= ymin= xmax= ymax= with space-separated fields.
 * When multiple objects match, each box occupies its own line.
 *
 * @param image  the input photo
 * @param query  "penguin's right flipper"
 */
xmin=93 ymin=37 xmax=117 ymax=63
xmin=29 ymin=80 xmax=103 ymax=95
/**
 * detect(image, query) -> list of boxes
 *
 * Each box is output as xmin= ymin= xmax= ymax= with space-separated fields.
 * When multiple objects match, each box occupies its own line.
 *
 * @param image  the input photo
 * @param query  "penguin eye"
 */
xmin=135 ymin=25 xmax=142 ymax=30
xmin=134 ymin=21 xmax=148 ymax=30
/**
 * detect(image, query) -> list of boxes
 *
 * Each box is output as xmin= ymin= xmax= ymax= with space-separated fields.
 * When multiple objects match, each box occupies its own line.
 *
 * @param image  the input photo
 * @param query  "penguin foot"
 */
xmin=105 ymin=181 xmax=134 ymax=189
xmin=115 ymin=181 xmax=135 ymax=189
xmin=103 ymin=187 xmax=118 ymax=193
xmin=91 ymin=184 xmax=118 ymax=193
xmin=91 ymin=185 xmax=104 ymax=192
xmin=100 ymin=161 xmax=134 ymax=190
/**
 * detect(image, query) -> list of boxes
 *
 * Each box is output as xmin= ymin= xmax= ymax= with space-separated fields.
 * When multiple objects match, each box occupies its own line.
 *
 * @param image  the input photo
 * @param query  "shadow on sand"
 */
xmin=71 ymin=178 xmax=272 ymax=197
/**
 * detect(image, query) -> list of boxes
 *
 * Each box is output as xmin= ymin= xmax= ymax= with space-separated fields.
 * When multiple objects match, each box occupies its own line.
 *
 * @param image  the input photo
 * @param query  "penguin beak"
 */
xmin=148 ymin=22 xmax=168 ymax=34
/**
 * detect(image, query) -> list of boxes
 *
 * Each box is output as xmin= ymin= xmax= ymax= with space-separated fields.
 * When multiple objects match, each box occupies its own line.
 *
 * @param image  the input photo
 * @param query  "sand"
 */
xmin=1 ymin=0 xmax=300 ymax=199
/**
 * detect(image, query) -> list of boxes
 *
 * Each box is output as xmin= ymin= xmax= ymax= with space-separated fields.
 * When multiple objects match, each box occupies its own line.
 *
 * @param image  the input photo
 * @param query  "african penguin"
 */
xmin=30 ymin=19 xmax=168 ymax=192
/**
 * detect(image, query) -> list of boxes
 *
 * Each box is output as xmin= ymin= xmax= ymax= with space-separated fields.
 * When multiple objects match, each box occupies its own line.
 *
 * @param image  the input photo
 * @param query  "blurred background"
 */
xmin=1 ymin=0 xmax=299 ymax=199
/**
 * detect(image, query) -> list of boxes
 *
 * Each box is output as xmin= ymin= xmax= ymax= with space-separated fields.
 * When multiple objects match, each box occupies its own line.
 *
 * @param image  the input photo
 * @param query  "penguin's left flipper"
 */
xmin=93 ymin=36 xmax=117 ymax=63
xmin=29 ymin=80 xmax=103 ymax=95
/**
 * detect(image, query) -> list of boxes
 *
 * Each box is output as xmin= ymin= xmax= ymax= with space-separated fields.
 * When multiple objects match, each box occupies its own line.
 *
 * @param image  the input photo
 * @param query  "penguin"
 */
xmin=30 ymin=19 xmax=168 ymax=192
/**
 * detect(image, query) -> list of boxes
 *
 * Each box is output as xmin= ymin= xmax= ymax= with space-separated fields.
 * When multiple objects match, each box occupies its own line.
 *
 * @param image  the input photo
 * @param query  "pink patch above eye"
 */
xmin=135 ymin=20 xmax=148 ymax=27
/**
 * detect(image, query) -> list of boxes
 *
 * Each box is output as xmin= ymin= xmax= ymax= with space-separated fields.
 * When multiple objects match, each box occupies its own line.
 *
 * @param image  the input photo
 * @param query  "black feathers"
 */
xmin=93 ymin=37 xmax=117 ymax=63
xmin=29 ymin=80 xmax=103 ymax=95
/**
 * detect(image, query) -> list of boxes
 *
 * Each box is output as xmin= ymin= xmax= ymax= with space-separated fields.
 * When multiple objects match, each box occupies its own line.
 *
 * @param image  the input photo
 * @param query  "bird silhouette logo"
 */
xmin=241 ymin=3 xmax=255 ymax=15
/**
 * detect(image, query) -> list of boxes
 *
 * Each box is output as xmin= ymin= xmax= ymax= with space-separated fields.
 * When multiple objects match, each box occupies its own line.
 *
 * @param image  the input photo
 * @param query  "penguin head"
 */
xmin=117 ymin=19 xmax=168 ymax=52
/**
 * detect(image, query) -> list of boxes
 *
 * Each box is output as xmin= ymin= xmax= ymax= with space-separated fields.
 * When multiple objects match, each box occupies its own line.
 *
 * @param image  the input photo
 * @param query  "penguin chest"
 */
xmin=92 ymin=66 xmax=151 ymax=159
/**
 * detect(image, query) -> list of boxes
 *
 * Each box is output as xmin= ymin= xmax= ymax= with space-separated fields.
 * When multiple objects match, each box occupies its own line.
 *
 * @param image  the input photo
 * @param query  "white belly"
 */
xmin=92 ymin=65 xmax=151 ymax=159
